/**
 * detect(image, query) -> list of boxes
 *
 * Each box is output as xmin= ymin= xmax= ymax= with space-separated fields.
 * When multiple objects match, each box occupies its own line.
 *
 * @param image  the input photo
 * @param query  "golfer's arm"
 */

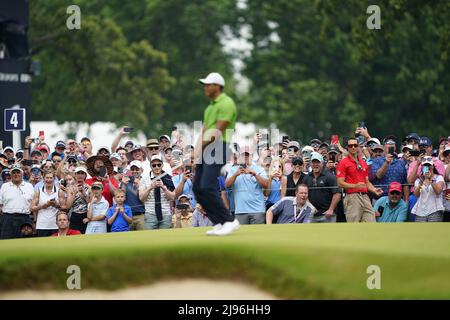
xmin=201 ymin=120 xmax=230 ymax=150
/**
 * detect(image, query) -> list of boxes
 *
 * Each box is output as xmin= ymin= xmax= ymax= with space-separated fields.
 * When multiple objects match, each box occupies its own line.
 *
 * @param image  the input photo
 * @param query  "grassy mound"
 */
xmin=1 ymin=223 xmax=449 ymax=299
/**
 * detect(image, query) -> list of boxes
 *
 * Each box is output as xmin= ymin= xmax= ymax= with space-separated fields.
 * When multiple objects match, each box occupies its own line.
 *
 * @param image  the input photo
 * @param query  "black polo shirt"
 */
xmin=303 ymin=170 xmax=339 ymax=214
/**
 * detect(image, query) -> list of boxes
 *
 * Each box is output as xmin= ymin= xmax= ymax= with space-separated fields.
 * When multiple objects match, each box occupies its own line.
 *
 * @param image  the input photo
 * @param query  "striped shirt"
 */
xmin=139 ymin=174 xmax=172 ymax=216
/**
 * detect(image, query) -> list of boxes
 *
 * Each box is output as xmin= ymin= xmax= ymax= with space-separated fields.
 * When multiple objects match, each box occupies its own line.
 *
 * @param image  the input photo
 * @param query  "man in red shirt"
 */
xmin=336 ymin=138 xmax=383 ymax=222
xmin=52 ymin=212 xmax=81 ymax=236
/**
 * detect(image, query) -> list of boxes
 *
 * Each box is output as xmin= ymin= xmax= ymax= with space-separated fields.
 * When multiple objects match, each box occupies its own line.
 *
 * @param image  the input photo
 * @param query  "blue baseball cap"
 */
xmin=419 ymin=137 xmax=432 ymax=147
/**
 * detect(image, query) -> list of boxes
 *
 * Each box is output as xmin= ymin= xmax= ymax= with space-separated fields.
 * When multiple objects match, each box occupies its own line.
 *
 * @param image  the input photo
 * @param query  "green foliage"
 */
xmin=30 ymin=0 xmax=174 ymax=136
xmin=78 ymin=0 xmax=238 ymax=130
xmin=238 ymin=0 xmax=450 ymax=143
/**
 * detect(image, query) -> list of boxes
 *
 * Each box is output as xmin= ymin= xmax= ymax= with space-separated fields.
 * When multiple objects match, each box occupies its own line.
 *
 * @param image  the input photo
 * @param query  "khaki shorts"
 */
xmin=130 ymin=214 xmax=145 ymax=231
xmin=343 ymin=193 xmax=376 ymax=223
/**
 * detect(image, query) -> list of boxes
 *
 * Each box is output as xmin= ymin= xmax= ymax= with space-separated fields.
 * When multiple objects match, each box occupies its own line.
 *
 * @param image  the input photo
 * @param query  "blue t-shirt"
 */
xmin=373 ymin=196 xmax=408 ymax=222
xmin=106 ymin=204 xmax=132 ymax=232
xmin=266 ymin=178 xmax=282 ymax=205
xmin=120 ymin=182 xmax=145 ymax=214
xmin=229 ymin=164 xmax=267 ymax=214
xmin=172 ymin=174 xmax=197 ymax=208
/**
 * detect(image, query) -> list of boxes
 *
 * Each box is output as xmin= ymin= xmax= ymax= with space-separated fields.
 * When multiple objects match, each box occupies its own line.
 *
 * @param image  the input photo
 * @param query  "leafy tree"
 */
xmin=237 ymin=0 xmax=449 ymax=144
xmin=30 ymin=0 xmax=174 ymax=136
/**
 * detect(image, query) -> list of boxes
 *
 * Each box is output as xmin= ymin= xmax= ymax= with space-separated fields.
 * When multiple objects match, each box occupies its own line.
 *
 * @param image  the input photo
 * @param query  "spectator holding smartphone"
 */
xmin=139 ymin=155 xmax=175 ymax=230
xmin=61 ymin=167 xmax=90 ymax=234
xmin=411 ymin=157 xmax=445 ymax=222
xmin=173 ymin=158 xmax=197 ymax=209
xmin=225 ymin=147 xmax=269 ymax=225
xmin=373 ymin=182 xmax=408 ymax=222
xmin=85 ymin=155 xmax=118 ymax=206
xmin=30 ymin=170 xmax=59 ymax=236
xmin=120 ymin=160 xmax=145 ymax=231
xmin=370 ymin=136 xmax=407 ymax=198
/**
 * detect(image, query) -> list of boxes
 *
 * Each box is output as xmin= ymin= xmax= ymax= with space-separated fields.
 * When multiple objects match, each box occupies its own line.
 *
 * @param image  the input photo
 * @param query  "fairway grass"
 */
xmin=0 ymin=223 xmax=449 ymax=299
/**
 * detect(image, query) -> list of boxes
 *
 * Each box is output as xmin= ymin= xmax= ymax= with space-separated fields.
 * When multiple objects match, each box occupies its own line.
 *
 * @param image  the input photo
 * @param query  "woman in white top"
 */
xmin=412 ymin=157 xmax=445 ymax=222
xmin=85 ymin=181 xmax=109 ymax=234
xmin=30 ymin=170 xmax=59 ymax=236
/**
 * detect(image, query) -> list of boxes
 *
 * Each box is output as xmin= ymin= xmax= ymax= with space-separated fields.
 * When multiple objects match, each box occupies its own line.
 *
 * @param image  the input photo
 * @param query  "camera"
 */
xmin=7 ymin=158 xmax=15 ymax=165
xmin=176 ymin=204 xmax=189 ymax=210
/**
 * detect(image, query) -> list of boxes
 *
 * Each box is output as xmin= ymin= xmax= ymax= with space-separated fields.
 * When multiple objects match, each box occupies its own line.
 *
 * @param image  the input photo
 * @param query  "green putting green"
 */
xmin=0 ymin=223 xmax=449 ymax=299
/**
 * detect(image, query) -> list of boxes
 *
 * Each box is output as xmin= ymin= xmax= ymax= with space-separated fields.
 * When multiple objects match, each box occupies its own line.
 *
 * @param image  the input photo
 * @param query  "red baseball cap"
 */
xmin=388 ymin=182 xmax=402 ymax=194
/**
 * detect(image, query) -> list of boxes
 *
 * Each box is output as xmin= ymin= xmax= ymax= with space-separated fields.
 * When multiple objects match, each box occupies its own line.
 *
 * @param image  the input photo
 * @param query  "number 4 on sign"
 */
xmin=10 ymin=112 xmax=18 ymax=127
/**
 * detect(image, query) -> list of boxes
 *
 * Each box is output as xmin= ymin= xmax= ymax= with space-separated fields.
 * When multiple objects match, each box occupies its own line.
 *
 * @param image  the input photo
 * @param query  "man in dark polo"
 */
xmin=303 ymin=152 xmax=341 ymax=223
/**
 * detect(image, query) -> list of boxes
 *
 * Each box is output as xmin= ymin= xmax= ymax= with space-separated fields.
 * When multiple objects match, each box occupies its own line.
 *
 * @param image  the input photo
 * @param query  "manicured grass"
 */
xmin=0 ymin=223 xmax=449 ymax=299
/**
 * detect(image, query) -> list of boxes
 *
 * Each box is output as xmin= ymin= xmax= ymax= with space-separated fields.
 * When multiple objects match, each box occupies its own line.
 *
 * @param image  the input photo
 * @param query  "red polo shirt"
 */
xmin=86 ymin=177 xmax=119 ymax=206
xmin=336 ymin=155 xmax=368 ymax=194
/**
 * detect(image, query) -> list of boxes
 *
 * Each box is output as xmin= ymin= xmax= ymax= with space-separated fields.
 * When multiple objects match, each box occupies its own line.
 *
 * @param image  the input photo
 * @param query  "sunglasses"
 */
xmin=91 ymin=186 xmax=102 ymax=190
xmin=147 ymin=146 xmax=159 ymax=150
xmin=347 ymin=144 xmax=359 ymax=148
xmin=293 ymin=161 xmax=303 ymax=166
xmin=288 ymin=147 xmax=299 ymax=152
xmin=390 ymin=191 xmax=401 ymax=195
xmin=151 ymin=163 xmax=162 ymax=168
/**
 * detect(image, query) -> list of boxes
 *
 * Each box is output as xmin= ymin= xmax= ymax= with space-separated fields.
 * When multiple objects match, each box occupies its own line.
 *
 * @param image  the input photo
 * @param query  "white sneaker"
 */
xmin=209 ymin=219 xmax=240 ymax=236
xmin=206 ymin=224 xmax=223 ymax=235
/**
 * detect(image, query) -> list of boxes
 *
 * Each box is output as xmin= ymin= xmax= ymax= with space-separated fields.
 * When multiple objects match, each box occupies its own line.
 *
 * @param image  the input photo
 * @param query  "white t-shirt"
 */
xmin=0 ymin=181 xmax=35 ymax=214
xmin=36 ymin=186 xmax=59 ymax=230
xmin=412 ymin=175 xmax=445 ymax=216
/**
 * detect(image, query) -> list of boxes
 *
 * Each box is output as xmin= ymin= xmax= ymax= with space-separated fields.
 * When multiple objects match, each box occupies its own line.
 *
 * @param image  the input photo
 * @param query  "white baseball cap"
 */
xmin=75 ymin=166 xmax=88 ymax=174
xmin=129 ymin=160 xmax=142 ymax=169
xmin=150 ymin=155 xmax=163 ymax=163
xmin=199 ymin=72 xmax=225 ymax=87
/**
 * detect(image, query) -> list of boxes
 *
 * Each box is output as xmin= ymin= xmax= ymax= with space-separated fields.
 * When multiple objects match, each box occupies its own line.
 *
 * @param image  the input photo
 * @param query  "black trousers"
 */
xmin=70 ymin=212 xmax=87 ymax=234
xmin=0 ymin=213 xmax=33 ymax=239
xmin=193 ymin=142 xmax=234 ymax=225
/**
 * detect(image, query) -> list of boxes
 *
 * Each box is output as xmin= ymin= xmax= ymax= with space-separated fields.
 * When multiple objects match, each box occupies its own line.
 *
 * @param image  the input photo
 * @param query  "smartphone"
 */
xmin=7 ymin=158 xmax=15 ymax=165
xmin=388 ymin=146 xmax=395 ymax=155
xmin=123 ymin=127 xmax=134 ymax=133
xmin=331 ymin=135 xmax=339 ymax=145
xmin=329 ymin=154 xmax=336 ymax=163
xmin=99 ymin=166 xmax=107 ymax=177
xmin=117 ymin=167 xmax=124 ymax=174
xmin=60 ymin=179 xmax=67 ymax=187
xmin=176 ymin=204 xmax=189 ymax=210
xmin=282 ymin=135 xmax=289 ymax=144
xmin=260 ymin=129 xmax=269 ymax=142
xmin=422 ymin=166 xmax=429 ymax=175
xmin=378 ymin=206 xmax=384 ymax=217
xmin=409 ymin=150 xmax=420 ymax=157
xmin=39 ymin=131 xmax=45 ymax=139
xmin=358 ymin=121 xmax=366 ymax=129
xmin=185 ymin=165 xmax=193 ymax=173
xmin=239 ymin=164 xmax=247 ymax=169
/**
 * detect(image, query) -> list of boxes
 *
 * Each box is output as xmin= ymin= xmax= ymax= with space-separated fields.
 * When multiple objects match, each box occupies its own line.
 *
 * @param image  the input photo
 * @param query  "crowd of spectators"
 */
xmin=1 ymin=124 xmax=449 ymax=239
